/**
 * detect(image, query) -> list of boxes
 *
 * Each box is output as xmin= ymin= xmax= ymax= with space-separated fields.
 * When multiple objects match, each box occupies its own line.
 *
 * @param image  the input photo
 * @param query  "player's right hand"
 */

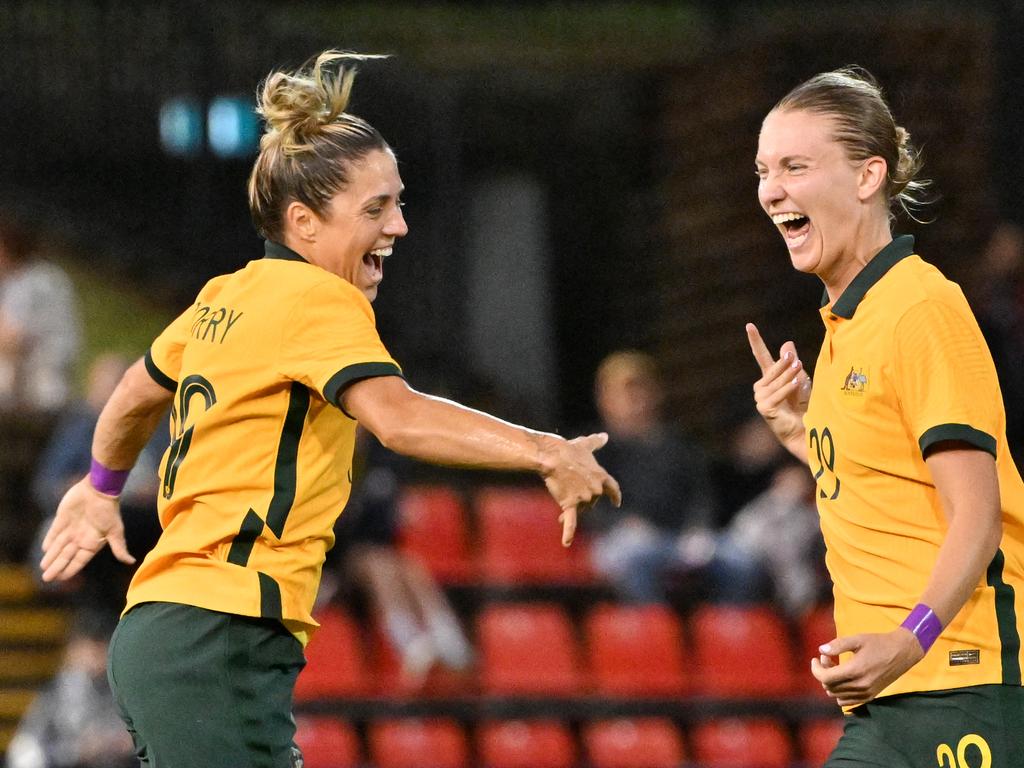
xmin=746 ymin=322 xmax=812 ymax=460
xmin=40 ymin=476 xmax=135 ymax=582
xmin=538 ymin=433 xmax=622 ymax=548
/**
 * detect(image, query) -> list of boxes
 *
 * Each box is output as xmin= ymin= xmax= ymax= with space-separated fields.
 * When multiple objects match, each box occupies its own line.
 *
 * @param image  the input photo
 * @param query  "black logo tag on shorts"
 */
xmin=949 ymin=649 xmax=980 ymax=666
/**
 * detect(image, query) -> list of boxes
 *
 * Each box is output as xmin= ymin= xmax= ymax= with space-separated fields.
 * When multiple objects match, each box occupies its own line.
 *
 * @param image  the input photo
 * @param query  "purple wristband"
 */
xmin=901 ymin=603 xmax=942 ymax=653
xmin=89 ymin=458 xmax=130 ymax=497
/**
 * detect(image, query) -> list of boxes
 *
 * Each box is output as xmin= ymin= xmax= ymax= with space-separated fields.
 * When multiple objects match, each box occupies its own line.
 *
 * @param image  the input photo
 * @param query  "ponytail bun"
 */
xmin=256 ymin=51 xmax=378 ymax=155
xmin=890 ymin=124 xmax=931 ymax=220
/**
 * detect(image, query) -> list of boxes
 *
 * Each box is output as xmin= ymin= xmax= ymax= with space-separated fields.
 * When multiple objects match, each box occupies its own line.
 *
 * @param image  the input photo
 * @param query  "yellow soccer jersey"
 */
xmin=125 ymin=240 xmax=402 ymax=641
xmin=805 ymin=235 xmax=1024 ymax=698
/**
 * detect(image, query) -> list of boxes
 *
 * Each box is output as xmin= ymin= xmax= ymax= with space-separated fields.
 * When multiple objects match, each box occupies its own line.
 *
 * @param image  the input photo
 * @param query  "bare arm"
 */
xmin=342 ymin=375 xmax=621 ymax=545
xmin=40 ymin=358 xmax=173 ymax=581
xmin=90 ymin=358 xmax=174 ymax=469
xmin=918 ymin=445 xmax=1002 ymax=622
xmin=812 ymin=444 xmax=1002 ymax=707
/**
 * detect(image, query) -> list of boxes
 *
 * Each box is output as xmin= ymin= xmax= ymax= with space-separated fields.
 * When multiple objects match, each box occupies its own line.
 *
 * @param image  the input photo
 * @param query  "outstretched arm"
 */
xmin=40 ymin=358 xmax=173 ymax=582
xmin=342 ymin=375 xmax=622 ymax=546
xmin=812 ymin=445 xmax=1002 ymax=707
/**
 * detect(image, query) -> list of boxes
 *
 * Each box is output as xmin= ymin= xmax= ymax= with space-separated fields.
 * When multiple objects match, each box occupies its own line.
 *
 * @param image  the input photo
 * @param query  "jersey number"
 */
xmin=808 ymin=426 xmax=841 ymax=500
xmin=162 ymin=375 xmax=217 ymax=499
xmin=937 ymin=734 xmax=992 ymax=768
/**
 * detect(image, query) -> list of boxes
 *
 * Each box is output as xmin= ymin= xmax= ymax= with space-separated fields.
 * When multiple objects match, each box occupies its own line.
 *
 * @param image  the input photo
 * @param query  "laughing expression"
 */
xmin=311 ymin=147 xmax=408 ymax=302
xmin=755 ymin=108 xmax=878 ymax=290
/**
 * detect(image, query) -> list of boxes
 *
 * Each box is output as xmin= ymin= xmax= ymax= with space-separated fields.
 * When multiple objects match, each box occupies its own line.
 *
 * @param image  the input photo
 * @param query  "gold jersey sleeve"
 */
xmin=146 ymin=274 xmax=232 ymax=388
xmin=893 ymin=296 xmax=1001 ymax=457
xmin=276 ymin=277 xmax=403 ymax=407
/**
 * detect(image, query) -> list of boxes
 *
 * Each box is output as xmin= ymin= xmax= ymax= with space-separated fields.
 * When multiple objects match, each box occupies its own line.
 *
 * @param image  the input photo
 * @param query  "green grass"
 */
xmin=60 ymin=259 xmax=174 ymax=391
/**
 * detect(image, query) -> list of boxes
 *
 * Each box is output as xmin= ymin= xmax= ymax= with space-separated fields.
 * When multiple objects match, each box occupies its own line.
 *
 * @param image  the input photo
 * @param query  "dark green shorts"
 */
xmin=107 ymin=601 xmax=306 ymax=768
xmin=827 ymin=685 xmax=1024 ymax=767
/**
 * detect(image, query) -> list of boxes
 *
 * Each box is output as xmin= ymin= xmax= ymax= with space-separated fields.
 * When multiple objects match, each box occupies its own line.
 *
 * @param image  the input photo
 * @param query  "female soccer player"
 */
xmin=39 ymin=51 xmax=620 ymax=767
xmin=749 ymin=67 xmax=1024 ymax=766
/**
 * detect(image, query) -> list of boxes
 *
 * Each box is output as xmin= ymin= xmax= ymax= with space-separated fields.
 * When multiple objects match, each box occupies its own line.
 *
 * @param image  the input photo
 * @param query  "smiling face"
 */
xmin=756 ymin=108 xmax=890 ymax=292
xmin=301 ymin=147 xmax=408 ymax=301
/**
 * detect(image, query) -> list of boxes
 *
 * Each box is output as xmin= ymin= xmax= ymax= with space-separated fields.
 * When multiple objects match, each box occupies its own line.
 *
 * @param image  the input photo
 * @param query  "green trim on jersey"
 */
xmin=144 ymin=348 xmax=177 ymax=392
xmin=987 ymin=549 xmax=1022 ymax=685
xmin=266 ymin=383 xmax=310 ymax=539
xmin=263 ymin=240 xmax=309 ymax=263
xmin=227 ymin=509 xmax=265 ymax=567
xmin=323 ymin=361 xmax=405 ymax=410
xmin=258 ymin=572 xmax=282 ymax=619
xmin=825 ymin=235 xmax=916 ymax=318
xmin=919 ymin=423 xmax=998 ymax=459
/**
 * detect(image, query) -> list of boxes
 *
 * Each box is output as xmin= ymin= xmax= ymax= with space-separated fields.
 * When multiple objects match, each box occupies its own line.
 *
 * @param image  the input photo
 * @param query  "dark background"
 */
xmin=1 ymin=0 xmax=1021 ymax=445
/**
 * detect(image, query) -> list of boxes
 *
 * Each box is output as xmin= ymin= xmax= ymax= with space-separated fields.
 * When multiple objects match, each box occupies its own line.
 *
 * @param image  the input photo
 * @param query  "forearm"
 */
xmin=919 ymin=446 xmax=1003 ymax=626
xmin=920 ymin=506 xmax=1001 ymax=626
xmin=371 ymin=390 xmax=555 ymax=473
xmin=92 ymin=358 xmax=172 ymax=470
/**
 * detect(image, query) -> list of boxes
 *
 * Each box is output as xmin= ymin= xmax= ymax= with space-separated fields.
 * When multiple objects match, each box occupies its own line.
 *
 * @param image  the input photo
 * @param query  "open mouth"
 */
xmin=362 ymin=246 xmax=392 ymax=282
xmin=771 ymin=212 xmax=811 ymax=249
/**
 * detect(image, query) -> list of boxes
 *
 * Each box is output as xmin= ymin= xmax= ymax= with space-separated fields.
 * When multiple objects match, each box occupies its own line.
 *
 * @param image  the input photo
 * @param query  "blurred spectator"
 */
xmin=6 ymin=609 xmax=134 ymax=768
xmin=30 ymin=353 xmax=163 ymax=613
xmin=704 ymin=462 xmax=828 ymax=617
xmin=581 ymin=350 xmax=716 ymax=603
xmin=0 ymin=213 xmax=82 ymax=561
xmin=709 ymin=403 xmax=788 ymax=528
xmin=0 ymin=213 xmax=80 ymax=414
xmin=326 ymin=430 xmax=473 ymax=684
xmin=969 ymin=221 xmax=1024 ymax=468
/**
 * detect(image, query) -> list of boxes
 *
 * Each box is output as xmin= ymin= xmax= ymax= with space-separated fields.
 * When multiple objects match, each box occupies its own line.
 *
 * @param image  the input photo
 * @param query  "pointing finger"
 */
xmin=559 ymin=507 xmax=578 ymax=547
xmin=746 ymin=323 xmax=776 ymax=373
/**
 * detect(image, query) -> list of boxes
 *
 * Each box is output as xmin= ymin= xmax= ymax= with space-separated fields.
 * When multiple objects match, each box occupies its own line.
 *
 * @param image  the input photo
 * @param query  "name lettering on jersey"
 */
xmin=840 ymin=366 xmax=869 ymax=395
xmin=190 ymin=303 xmax=244 ymax=344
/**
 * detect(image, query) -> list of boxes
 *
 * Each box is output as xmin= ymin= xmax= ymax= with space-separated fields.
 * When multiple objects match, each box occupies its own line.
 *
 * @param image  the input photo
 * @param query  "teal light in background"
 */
xmin=159 ymin=97 xmax=202 ymax=156
xmin=207 ymin=96 xmax=259 ymax=158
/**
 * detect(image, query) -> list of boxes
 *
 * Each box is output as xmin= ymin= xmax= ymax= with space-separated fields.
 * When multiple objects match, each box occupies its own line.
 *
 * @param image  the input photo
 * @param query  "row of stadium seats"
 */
xmin=297 ymin=602 xmax=837 ymax=700
xmin=295 ymin=714 xmax=844 ymax=768
xmin=395 ymin=485 xmax=599 ymax=584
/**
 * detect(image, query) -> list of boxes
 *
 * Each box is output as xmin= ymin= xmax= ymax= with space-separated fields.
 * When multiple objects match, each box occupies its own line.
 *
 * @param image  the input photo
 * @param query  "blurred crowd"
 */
xmin=3 ymin=210 xmax=1024 ymax=767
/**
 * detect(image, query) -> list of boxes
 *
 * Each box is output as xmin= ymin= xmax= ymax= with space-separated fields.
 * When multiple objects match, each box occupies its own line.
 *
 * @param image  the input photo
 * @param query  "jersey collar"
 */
xmin=823 ymin=235 xmax=915 ymax=319
xmin=264 ymin=240 xmax=310 ymax=263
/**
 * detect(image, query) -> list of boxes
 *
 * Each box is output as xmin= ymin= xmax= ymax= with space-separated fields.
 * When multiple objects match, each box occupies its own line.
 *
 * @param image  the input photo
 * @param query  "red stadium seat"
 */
xmin=691 ymin=718 xmax=793 ymax=768
xmin=583 ymin=718 xmax=685 ymax=768
xmin=475 ymin=487 xmax=595 ymax=584
xmin=366 ymin=621 xmax=470 ymax=698
xmin=799 ymin=603 xmax=837 ymax=696
xmin=294 ymin=717 xmax=361 ymax=768
xmin=397 ymin=485 xmax=475 ymax=583
xmin=477 ymin=603 xmax=585 ymax=696
xmin=294 ymin=606 xmax=368 ymax=701
xmin=585 ymin=604 xmax=688 ymax=696
xmin=477 ymin=720 xmax=576 ymax=768
xmin=690 ymin=604 xmax=797 ymax=697
xmin=799 ymin=718 xmax=845 ymax=766
xmin=369 ymin=718 xmax=469 ymax=768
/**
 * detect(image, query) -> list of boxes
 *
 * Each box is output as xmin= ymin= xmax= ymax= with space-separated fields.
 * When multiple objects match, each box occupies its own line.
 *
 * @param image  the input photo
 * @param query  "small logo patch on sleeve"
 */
xmin=949 ymin=649 xmax=980 ymax=666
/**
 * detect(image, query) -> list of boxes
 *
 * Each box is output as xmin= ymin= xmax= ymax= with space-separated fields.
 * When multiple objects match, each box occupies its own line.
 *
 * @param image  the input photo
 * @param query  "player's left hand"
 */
xmin=40 ymin=476 xmax=135 ymax=582
xmin=810 ymin=628 xmax=924 ymax=708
